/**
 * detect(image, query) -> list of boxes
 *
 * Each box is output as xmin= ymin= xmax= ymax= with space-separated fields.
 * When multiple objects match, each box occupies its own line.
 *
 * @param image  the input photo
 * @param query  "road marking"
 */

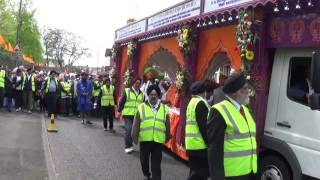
xmin=41 ymin=115 xmax=59 ymax=180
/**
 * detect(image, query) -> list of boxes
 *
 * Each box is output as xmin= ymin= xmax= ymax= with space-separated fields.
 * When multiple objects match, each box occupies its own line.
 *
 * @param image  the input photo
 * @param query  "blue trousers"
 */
xmin=124 ymin=117 xmax=134 ymax=148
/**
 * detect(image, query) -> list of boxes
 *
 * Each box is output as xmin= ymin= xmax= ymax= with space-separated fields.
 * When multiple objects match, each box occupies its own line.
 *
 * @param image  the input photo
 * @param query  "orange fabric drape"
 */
xmin=120 ymin=47 xmax=128 ymax=77
xmin=196 ymin=25 xmax=241 ymax=80
xmin=0 ymin=35 xmax=6 ymax=46
xmin=138 ymin=37 xmax=184 ymax=77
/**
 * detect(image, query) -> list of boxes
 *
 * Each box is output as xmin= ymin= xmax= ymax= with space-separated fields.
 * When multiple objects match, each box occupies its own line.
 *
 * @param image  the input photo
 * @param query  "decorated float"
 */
xmin=112 ymin=0 xmax=320 ymax=164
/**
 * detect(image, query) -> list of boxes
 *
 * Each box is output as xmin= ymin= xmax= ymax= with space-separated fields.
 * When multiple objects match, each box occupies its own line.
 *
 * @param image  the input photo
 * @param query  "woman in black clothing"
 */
xmin=13 ymin=69 xmax=24 ymax=112
xmin=35 ymin=74 xmax=45 ymax=112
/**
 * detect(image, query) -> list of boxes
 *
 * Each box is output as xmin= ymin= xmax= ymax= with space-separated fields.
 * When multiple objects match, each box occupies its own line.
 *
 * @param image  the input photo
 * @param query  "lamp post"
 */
xmin=14 ymin=0 xmax=23 ymax=66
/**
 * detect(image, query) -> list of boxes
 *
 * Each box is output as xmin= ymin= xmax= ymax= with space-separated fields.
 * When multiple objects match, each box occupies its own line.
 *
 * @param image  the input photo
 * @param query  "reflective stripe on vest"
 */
xmin=213 ymin=100 xmax=257 ymax=177
xmin=61 ymin=81 xmax=71 ymax=97
xmin=101 ymin=85 xmax=115 ymax=106
xmin=92 ymin=81 xmax=100 ymax=97
xmin=121 ymin=88 xmax=144 ymax=116
xmin=185 ymin=97 xmax=208 ymax=150
xmin=31 ymin=76 xmax=35 ymax=92
xmin=0 ymin=70 xmax=5 ymax=88
xmin=138 ymin=103 xmax=166 ymax=144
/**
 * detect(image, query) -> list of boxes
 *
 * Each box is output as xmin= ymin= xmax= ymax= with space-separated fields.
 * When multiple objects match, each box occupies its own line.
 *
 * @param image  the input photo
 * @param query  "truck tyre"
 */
xmin=258 ymin=155 xmax=292 ymax=180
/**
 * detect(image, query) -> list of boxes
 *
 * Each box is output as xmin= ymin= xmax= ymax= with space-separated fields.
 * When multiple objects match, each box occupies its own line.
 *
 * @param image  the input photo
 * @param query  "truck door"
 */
xmin=274 ymin=48 xmax=320 ymax=178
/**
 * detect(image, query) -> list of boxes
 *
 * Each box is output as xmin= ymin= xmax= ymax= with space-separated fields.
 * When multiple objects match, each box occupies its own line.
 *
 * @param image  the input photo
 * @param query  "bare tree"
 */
xmin=42 ymin=28 xmax=90 ymax=68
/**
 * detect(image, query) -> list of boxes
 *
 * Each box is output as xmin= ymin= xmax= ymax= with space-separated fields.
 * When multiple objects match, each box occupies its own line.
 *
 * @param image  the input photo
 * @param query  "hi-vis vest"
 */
xmin=185 ymin=97 xmax=209 ymax=150
xmin=0 ymin=70 xmax=5 ymax=88
xmin=101 ymin=85 xmax=115 ymax=106
xmin=45 ymin=78 xmax=58 ymax=93
xmin=213 ymin=100 xmax=257 ymax=177
xmin=121 ymin=88 xmax=144 ymax=116
xmin=61 ymin=81 xmax=71 ymax=97
xmin=138 ymin=103 xmax=167 ymax=144
xmin=24 ymin=75 xmax=35 ymax=92
xmin=92 ymin=81 xmax=100 ymax=97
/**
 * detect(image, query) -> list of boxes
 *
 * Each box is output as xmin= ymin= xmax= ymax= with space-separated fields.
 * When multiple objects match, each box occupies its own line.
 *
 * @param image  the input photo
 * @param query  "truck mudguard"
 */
xmin=261 ymin=135 xmax=303 ymax=180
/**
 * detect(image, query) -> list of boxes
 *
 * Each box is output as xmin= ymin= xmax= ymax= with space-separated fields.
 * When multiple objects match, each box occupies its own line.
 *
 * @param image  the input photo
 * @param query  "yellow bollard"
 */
xmin=47 ymin=114 xmax=58 ymax=132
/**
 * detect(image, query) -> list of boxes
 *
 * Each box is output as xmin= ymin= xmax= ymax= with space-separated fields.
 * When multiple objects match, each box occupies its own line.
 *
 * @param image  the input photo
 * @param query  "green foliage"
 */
xmin=19 ymin=9 xmax=43 ymax=62
xmin=0 ymin=0 xmax=16 ymax=44
xmin=0 ymin=0 xmax=43 ymax=62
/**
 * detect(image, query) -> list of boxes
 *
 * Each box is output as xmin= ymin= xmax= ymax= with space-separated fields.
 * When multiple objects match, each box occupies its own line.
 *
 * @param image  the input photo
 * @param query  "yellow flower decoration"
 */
xmin=245 ymin=50 xmax=254 ymax=61
xmin=182 ymin=28 xmax=189 ymax=40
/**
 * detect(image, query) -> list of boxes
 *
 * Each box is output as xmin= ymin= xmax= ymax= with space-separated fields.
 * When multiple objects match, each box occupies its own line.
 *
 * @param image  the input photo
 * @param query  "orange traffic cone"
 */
xmin=47 ymin=114 xmax=58 ymax=132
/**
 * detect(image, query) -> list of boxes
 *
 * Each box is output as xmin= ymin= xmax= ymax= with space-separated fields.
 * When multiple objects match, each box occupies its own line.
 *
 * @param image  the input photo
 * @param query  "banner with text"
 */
xmin=115 ymin=20 xmax=147 ymax=41
xmin=147 ymin=0 xmax=201 ymax=31
xmin=204 ymin=0 xmax=254 ymax=13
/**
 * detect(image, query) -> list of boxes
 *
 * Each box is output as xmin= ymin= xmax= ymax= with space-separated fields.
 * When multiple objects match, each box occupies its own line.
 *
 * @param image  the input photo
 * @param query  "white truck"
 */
xmin=258 ymin=49 xmax=320 ymax=180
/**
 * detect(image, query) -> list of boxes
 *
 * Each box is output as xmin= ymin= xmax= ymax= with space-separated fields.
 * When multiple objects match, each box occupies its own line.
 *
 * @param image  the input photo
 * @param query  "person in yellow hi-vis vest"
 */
xmin=22 ymin=68 xmax=36 ymax=113
xmin=132 ymin=85 xmax=171 ymax=180
xmin=60 ymin=75 xmax=72 ymax=116
xmin=99 ymin=77 xmax=116 ymax=133
xmin=118 ymin=78 xmax=144 ymax=153
xmin=185 ymin=81 xmax=210 ymax=180
xmin=0 ymin=65 xmax=6 ymax=110
xmin=207 ymin=73 xmax=257 ymax=180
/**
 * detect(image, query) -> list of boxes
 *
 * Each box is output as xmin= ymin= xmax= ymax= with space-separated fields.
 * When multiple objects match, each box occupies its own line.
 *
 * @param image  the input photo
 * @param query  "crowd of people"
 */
xmin=0 ymin=64 xmax=257 ymax=180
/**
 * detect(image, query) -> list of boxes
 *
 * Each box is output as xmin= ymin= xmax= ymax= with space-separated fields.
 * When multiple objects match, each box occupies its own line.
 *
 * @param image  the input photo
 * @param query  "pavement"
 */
xmin=0 ymin=111 xmax=48 ymax=180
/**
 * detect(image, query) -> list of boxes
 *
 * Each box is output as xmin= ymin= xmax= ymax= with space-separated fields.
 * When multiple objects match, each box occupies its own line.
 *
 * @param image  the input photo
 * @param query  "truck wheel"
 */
xmin=258 ymin=155 xmax=292 ymax=180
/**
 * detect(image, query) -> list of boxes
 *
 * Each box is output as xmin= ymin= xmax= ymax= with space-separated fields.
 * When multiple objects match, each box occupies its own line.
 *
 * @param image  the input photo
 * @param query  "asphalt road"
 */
xmin=42 ymin=114 xmax=189 ymax=180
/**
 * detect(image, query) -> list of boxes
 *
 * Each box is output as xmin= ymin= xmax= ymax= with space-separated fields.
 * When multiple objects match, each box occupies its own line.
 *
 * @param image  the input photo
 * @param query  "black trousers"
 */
xmin=101 ymin=106 xmax=114 ymax=129
xmin=188 ymin=155 xmax=209 ymax=180
xmin=0 ymin=88 xmax=4 ymax=108
xmin=15 ymin=90 xmax=23 ymax=108
xmin=72 ymin=97 xmax=79 ymax=115
xmin=140 ymin=141 xmax=163 ymax=180
xmin=46 ymin=93 xmax=58 ymax=116
xmin=226 ymin=173 xmax=256 ymax=180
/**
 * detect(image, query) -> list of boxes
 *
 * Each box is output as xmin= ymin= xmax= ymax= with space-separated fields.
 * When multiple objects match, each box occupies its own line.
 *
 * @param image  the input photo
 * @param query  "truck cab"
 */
xmin=259 ymin=49 xmax=320 ymax=179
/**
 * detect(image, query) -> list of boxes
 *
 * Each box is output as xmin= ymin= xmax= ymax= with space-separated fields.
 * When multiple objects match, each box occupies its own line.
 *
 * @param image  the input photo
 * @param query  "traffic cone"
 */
xmin=47 ymin=114 xmax=58 ymax=132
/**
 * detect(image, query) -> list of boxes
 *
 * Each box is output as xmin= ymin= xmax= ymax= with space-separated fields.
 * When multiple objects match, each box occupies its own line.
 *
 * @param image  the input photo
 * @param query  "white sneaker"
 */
xmin=125 ymin=147 xmax=134 ymax=153
xmin=16 ymin=108 xmax=21 ymax=112
xmin=28 ymin=110 xmax=32 ymax=114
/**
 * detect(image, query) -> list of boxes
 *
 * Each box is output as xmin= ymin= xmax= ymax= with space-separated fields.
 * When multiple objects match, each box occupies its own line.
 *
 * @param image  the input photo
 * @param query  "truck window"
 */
xmin=287 ymin=57 xmax=312 ymax=105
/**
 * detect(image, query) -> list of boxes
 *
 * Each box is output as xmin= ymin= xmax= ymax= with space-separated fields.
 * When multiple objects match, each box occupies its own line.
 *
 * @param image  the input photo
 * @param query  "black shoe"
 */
xmin=143 ymin=176 xmax=151 ymax=180
xmin=109 ymin=129 xmax=116 ymax=133
xmin=86 ymin=121 xmax=93 ymax=124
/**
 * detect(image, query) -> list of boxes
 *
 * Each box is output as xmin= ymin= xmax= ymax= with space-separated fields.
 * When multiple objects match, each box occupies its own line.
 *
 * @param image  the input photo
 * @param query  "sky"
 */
xmin=31 ymin=0 xmax=183 ymax=67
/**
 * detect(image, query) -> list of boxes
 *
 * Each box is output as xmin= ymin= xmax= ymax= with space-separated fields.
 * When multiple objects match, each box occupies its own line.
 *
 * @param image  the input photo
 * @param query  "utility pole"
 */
xmin=16 ymin=0 xmax=23 ymax=46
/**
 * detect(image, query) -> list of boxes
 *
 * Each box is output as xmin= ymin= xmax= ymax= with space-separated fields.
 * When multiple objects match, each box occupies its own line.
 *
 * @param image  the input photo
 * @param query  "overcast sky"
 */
xmin=31 ymin=0 xmax=183 ymax=67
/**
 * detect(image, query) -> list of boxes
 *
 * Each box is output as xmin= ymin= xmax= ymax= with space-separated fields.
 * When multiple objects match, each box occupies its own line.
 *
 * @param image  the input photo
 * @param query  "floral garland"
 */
xmin=175 ymin=66 xmax=191 ymax=95
xmin=236 ymin=9 xmax=259 ymax=96
xmin=123 ymin=68 xmax=133 ymax=87
xmin=111 ymin=43 xmax=119 ymax=61
xmin=177 ymin=25 xmax=192 ymax=57
xmin=236 ymin=9 xmax=259 ymax=74
xmin=127 ymin=41 xmax=137 ymax=58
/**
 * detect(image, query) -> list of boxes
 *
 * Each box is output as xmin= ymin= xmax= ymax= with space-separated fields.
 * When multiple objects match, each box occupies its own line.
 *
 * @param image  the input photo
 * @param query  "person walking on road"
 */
xmin=42 ymin=70 xmax=60 ymax=117
xmin=23 ymin=68 xmax=36 ymax=113
xmin=99 ymin=76 xmax=116 ymax=132
xmin=13 ymin=69 xmax=24 ymax=112
xmin=185 ymin=81 xmax=210 ymax=180
xmin=77 ymin=71 xmax=93 ymax=124
xmin=207 ymin=73 xmax=257 ymax=180
xmin=118 ymin=78 xmax=144 ymax=153
xmin=132 ymin=85 xmax=171 ymax=180
xmin=0 ymin=65 xmax=6 ymax=111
